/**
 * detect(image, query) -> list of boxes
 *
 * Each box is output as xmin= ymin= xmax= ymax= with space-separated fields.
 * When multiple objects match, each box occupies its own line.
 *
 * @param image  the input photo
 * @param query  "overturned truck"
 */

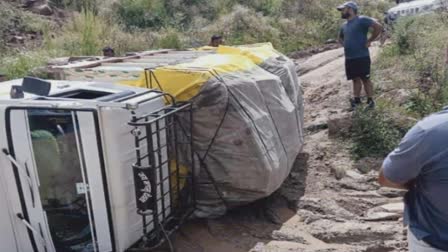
xmin=55 ymin=43 xmax=305 ymax=217
xmin=140 ymin=45 xmax=305 ymax=217
xmin=0 ymin=43 xmax=304 ymax=251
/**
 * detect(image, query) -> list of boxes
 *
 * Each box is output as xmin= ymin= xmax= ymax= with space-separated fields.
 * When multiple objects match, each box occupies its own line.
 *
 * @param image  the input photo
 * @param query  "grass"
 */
xmin=350 ymin=104 xmax=408 ymax=160
xmin=0 ymin=0 xmax=392 ymax=79
xmin=376 ymin=13 xmax=448 ymax=117
xmin=0 ymin=50 xmax=63 ymax=79
xmin=0 ymin=0 xmax=415 ymax=164
xmin=50 ymin=10 xmax=153 ymax=56
xmin=352 ymin=12 xmax=448 ymax=160
xmin=0 ymin=8 xmax=153 ymax=78
xmin=0 ymin=1 xmax=53 ymax=51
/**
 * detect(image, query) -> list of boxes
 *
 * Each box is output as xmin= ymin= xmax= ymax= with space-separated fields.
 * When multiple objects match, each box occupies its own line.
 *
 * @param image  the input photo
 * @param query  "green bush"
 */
xmin=192 ymin=5 xmax=281 ymax=47
xmin=351 ymin=107 xmax=406 ymax=160
xmin=404 ymin=64 xmax=448 ymax=116
xmin=392 ymin=17 xmax=418 ymax=55
xmin=108 ymin=0 xmax=392 ymax=53
xmin=49 ymin=10 xmax=151 ymax=56
xmin=245 ymin=0 xmax=283 ymax=16
xmin=405 ymin=92 xmax=437 ymax=118
xmin=0 ymin=8 xmax=152 ymax=78
xmin=157 ymin=31 xmax=183 ymax=49
xmin=376 ymin=12 xmax=448 ymax=119
xmin=0 ymin=0 xmax=395 ymax=79
xmin=0 ymin=50 xmax=58 ymax=79
xmin=113 ymin=0 xmax=167 ymax=29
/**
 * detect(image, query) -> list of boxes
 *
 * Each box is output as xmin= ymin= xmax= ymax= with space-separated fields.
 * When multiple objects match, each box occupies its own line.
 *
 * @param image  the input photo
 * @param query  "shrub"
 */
xmin=0 ymin=8 xmax=153 ymax=79
xmin=351 ymin=106 xmax=407 ymax=160
xmin=392 ymin=17 xmax=418 ymax=55
xmin=376 ymin=12 xmax=448 ymax=119
xmin=157 ymin=30 xmax=184 ymax=49
xmin=0 ymin=0 xmax=396 ymax=79
xmin=0 ymin=50 xmax=58 ymax=79
xmin=112 ymin=0 xmax=167 ymax=29
xmin=405 ymin=92 xmax=437 ymax=118
xmin=245 ymin=0 xmax=283 ymax=16
xmin=190 ymin=5 xmax=281 ymax=49
xmin=49 ymin=10 xmax=152 ymax=56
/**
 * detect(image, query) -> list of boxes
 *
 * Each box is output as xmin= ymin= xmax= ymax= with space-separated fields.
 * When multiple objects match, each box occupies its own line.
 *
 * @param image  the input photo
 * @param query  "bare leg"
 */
xmin=353 ymin=78 xmax=363 ymax=98
xmin=362 ymin=78 xmax=374 ymax=99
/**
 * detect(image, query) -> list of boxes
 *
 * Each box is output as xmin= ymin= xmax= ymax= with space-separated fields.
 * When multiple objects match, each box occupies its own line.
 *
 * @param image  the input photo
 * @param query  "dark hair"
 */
xmin=102 ymin=46 xmax=114 ymax=52
xmin=211 ymin=35 xmax=222 ymax=41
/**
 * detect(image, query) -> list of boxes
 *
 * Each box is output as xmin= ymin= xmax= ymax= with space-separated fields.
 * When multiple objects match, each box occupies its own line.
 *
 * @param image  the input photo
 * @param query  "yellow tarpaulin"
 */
xmin=121 ymin=53 xmax=260 ymax=101
xmin=216 ymin=43 xmax=280 ymax=65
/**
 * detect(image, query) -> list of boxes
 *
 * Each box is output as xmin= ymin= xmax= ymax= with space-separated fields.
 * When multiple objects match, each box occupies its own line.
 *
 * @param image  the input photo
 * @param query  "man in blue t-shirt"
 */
xmin=379 ymin=108 xmax=448 ymax=251
xmin=337 ymin=2 xmax=383 ymax=110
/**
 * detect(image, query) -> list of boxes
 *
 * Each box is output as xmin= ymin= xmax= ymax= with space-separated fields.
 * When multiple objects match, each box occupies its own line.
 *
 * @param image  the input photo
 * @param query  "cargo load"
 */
xmin=46 ymin=43 xmax=304 ymax=217
xmin=127 ymin=43 xmax=304 ymax=217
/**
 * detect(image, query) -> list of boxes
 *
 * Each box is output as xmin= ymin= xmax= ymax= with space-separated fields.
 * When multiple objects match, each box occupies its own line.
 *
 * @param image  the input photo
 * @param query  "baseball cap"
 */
xmin=211 ymin=35 xmax=222 ymax=40
xmin=337 ymin=1 xmax=358 ymax=11
xmin=102 ymin=46 xmax=114 ymax=52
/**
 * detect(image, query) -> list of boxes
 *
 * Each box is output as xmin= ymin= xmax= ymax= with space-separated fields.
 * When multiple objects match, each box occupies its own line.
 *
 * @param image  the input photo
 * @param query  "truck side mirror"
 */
xmin=10 ymin=85 xmax=24 ymax=99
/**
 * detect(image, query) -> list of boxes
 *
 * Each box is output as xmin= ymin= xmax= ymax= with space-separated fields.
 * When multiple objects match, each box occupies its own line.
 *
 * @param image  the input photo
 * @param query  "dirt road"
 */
xmin=171 ymin=47 xmax=408 ymax=252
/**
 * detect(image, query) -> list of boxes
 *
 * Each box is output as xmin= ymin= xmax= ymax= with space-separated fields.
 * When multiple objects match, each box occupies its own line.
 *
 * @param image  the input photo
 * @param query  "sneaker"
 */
xmin=350 ymin=97 xmax=361 ymax=111
xmin=367 ymin=98 xmax=375 ymax=109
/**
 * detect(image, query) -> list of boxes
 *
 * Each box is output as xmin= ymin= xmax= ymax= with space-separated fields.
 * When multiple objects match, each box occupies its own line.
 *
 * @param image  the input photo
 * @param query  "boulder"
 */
xmin=297 ymin=197 xmax=356 ymax=219
xmin=39 ymin=5 xmax=53 ymax=16
xmin=363 ymin=211 xmax=401 ymax=222
xmin=345 ymin=170 xmax=366 ymax=180
xmin=47 ymin=57 xmax=70 ymax=66
xmin=29 ymin=67 xmax=65 ymax=80
xmin=354 ymin=157 xmax=383 ymax=174
xmin=379 ymin=202 xmax=404 ymax=213
xmin=9 ymin=36 xmax=25 ymax=44
xmin=365 ymin=243 xmax=396 ymax=252
xmin=339 ymin=179 xmax=379 ymax=192
xmin=30 ymin=3 xmax=53 ymax=16
xmin=308 ymin=219 xmax=400 ymax=244
xmin=363 ymin=202 xmax=404 ymax=222
xmin=271 ymin=229 xmax=308 ymax=244
xmin=328 ymin=113 xmax=352 ymax=138
xmin=377 ymin=187 xmax=406 ymax=198
xmin=330 ymin=165 xmax=347 ymax=180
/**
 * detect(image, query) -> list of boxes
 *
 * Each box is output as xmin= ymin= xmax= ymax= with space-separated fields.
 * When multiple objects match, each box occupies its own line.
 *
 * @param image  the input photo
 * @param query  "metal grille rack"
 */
xmin=127 ymin=92 xmax=195 ymax=251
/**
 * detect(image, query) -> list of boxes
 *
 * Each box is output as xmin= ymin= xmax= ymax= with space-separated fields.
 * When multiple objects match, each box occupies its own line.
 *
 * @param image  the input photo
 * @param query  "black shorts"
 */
xmin=345 ymin=57 xmax=371 ymax=80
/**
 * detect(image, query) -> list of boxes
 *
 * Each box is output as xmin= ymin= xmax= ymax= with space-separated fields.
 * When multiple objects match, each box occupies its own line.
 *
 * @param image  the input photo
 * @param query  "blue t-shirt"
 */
xmin=383 ymin=109 xmax=448 ymax=248
xmin=340 ymin=16 xmax=374 ymax=59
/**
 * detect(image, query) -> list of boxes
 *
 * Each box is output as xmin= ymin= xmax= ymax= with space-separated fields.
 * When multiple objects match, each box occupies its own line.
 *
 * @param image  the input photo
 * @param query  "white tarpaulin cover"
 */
xmin=135 ymin=43 xmax=305 ymax=217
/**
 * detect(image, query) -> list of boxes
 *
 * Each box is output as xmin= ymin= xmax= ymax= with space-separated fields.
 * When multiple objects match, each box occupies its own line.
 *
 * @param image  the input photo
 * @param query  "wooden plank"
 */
xmin=52 ymin=49 xmax=174 ymax=70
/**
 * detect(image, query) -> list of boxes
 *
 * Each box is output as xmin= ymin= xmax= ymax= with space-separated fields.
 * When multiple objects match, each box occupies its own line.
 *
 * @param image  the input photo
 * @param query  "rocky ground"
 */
xmin=169 ymin=46 xmax=409 ymax=252
xmin=1 ymin=0 xmax=65 ymax=50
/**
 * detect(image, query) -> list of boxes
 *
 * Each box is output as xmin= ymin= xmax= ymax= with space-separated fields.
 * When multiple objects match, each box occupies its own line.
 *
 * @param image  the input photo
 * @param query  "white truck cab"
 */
xmin=0 ymin=78 xmax=194 ymax=252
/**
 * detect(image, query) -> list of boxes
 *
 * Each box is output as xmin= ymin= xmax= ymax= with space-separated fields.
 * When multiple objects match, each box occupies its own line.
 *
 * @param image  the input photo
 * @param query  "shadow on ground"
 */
xmin=169 ymin=153 xmax=310 ymax=252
